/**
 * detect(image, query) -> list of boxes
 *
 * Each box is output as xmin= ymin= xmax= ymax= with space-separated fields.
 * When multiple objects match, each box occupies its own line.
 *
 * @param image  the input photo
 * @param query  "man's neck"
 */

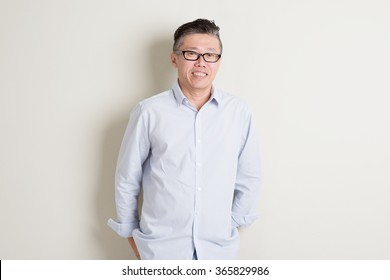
xmin=179 ymin=82 xmax=212 ymax=111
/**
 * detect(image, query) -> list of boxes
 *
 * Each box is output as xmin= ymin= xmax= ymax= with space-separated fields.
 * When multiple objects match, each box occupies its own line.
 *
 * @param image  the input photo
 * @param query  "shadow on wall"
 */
xmin=95 ymin=37 xmax=175 ymax=259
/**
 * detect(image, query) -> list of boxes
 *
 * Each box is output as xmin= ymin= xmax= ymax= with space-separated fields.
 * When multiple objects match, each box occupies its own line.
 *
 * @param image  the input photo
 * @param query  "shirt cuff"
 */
xmin=231 ymin=213 xmax=258 ymax=228
xmin=107 ymin=218 xmax=139 ymax=238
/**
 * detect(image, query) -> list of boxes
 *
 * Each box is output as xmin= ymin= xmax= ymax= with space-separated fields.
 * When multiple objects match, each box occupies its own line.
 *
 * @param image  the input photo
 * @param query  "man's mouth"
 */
xmin=192 ymin=72 xmax=207 ymax=77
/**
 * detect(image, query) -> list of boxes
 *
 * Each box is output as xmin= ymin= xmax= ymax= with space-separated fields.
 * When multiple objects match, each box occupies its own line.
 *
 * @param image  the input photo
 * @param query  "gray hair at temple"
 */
xmin=173 ymin=18 xmax=223 ymax=53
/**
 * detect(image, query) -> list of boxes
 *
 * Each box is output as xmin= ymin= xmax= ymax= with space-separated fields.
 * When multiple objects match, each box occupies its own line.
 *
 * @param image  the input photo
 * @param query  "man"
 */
xmin=108 ymin=19 xmax=261 ymax=260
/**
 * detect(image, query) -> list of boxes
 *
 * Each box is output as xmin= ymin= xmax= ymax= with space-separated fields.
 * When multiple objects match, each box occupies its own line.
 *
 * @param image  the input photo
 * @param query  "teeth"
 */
xmin=193 ymin=72 xmax=206 ymax=77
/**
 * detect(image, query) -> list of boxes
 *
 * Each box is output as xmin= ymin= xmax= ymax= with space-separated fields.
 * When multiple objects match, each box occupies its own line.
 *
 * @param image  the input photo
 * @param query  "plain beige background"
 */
xmin=1 ymin=0 xmax=389 ymax=259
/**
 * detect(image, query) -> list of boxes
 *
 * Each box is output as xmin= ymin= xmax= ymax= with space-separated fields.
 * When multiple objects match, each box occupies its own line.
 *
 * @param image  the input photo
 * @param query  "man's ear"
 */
xmin=171 ymin=52 xmax=178 ymax=68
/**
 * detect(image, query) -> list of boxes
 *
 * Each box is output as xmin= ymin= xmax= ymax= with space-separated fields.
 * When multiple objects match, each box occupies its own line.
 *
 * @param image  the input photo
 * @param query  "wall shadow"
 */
xmin=95 ymin=37 xmax=175 ymax=259
xmin=148 ymin=36 xmax=177 ymax=95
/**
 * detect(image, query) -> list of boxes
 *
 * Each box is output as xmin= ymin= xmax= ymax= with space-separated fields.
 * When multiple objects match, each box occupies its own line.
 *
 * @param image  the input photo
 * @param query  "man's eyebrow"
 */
xmin=183 ymin=47 xmax=219 ymax=52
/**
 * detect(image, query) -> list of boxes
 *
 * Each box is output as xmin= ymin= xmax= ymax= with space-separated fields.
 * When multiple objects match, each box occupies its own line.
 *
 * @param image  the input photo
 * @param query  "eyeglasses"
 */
xmin=175 ymin=50 xmax=222 ymax=63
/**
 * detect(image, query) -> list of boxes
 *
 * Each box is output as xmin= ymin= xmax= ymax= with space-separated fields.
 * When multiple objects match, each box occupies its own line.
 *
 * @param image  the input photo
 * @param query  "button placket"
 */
xmin=192 ymin=110 xmax=203 ymax=249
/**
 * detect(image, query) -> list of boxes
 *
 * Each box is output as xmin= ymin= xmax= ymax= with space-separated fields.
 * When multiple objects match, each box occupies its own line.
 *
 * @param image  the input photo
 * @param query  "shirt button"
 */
xmin=197 ymin=162 xmax=202 ymax=167
xmin=197 ymin=139 xmax=201 ymax=143
xmin=197 ymin=187 xmax=202 ymax=191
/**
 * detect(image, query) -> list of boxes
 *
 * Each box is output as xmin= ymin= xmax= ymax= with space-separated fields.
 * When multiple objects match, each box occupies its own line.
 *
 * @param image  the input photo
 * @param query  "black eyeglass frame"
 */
xmin=175 ymin=50 xmax=222 ymax=63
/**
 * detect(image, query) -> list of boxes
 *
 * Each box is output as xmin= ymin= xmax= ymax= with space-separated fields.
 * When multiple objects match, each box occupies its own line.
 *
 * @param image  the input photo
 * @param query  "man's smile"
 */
xmin=192 ymin=71 xmax=208 ymax=77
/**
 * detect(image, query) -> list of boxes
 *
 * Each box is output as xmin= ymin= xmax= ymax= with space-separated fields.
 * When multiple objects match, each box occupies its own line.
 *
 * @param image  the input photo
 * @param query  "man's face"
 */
xmin=171 ymin=33 xmax=222 ymax=94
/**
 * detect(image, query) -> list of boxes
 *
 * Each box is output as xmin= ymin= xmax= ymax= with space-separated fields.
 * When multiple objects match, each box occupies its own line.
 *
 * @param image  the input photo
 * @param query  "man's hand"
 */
xmin=128 ymin=237 xmax=140 ymax=260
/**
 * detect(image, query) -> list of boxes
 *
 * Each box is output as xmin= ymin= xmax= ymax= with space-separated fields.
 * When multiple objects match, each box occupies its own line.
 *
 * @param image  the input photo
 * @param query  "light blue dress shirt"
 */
xmin=108 ymin=81 xmax=261 ymax=260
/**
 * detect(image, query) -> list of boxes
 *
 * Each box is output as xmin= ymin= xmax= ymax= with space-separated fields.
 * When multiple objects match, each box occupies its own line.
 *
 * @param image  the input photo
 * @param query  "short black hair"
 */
xmin=173 ymin=18 xmax=222 ymax=52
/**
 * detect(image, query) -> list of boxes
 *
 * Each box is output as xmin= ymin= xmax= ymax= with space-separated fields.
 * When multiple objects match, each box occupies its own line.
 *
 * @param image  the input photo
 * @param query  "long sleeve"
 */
xmin=107 ymin=103 xmax=150 ymax=237
xmin=231 ymin=108 xmax=262 ymax=228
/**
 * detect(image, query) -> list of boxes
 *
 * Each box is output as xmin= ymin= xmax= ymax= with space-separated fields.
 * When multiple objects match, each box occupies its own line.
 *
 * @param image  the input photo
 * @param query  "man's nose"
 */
xmin=195 ymin=55 xmax=206 ymax=66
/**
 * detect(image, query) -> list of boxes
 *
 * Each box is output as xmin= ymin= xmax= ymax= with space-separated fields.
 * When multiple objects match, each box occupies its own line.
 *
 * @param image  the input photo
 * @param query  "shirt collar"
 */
xmin=172 ymin=80 xmax=221 ymax=107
